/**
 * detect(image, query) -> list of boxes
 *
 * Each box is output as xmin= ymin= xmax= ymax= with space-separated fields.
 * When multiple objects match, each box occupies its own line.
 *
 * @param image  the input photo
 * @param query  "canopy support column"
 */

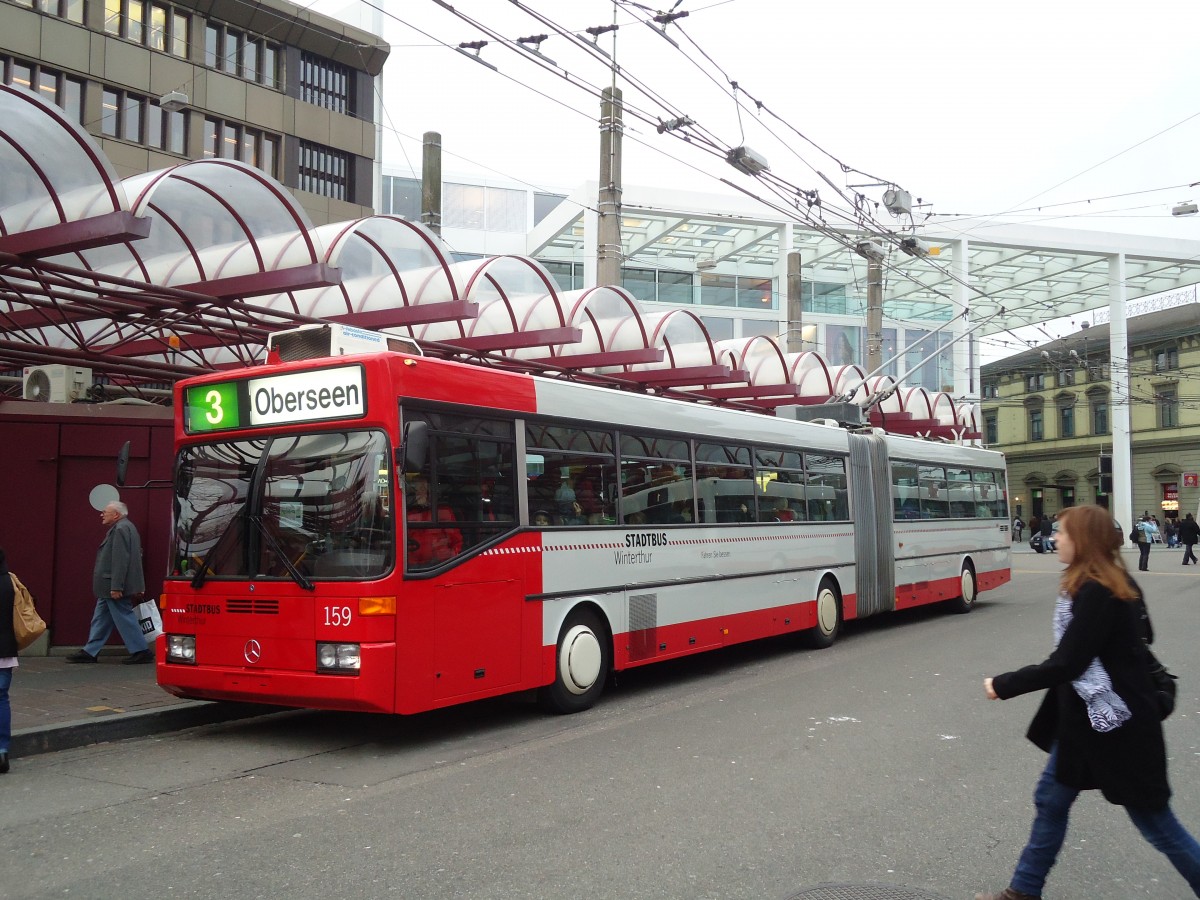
xmin=1109 ymin=252 xmax=1133 ymax=534
xmin=952 ymin=238 xmax=972 ymax=397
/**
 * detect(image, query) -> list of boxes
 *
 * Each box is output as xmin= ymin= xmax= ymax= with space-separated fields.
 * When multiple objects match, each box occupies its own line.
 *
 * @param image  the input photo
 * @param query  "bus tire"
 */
xmin=949 ymin=560 xmax=977 ymax=614
xmin=805 ymin=577 xmax=842 ymax=649
xmin=538 ymin=608 xmax=610 ymax=715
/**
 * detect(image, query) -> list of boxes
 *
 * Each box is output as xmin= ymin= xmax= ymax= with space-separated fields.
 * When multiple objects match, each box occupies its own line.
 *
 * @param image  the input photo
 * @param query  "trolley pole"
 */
xmin=421 ymin=131 xmax=442 ymax=237
xmin=597 ymin=86 xmax=624 ymax=287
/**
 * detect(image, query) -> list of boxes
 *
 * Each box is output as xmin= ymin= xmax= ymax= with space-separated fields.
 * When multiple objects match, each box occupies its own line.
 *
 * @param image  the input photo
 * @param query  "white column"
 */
xmin=1109 ymin=253 xmax=1133 ymax=533
xmin=952 ymin=239 xmax=972 ymax=396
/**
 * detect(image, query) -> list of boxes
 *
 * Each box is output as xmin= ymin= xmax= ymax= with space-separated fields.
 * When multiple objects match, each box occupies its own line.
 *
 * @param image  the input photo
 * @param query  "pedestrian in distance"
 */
xmin=1179 ymin=513 xmax=1200 ymax=566
xmin=1135 ymin=514 xmax=1157 ymax=572
xmin=1040 ymin=516 xmax=1053 ymax=539
xmin=976 ymin=504 xmax=1200 ymax=900
xmin=0 ymin=546 xmax=17 ymax=774
xmin=1013 ymin=516 xmax=1025 ymax=542
xmin=66 ymin=500 xmax=152 ymax=665
xmin=1164 ymin=519 xmax=1178 ymax=549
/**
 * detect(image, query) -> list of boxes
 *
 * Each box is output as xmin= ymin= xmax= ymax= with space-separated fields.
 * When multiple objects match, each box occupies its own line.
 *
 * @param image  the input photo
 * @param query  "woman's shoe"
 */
xmin=0 ymin=751 xmax=9 ymax=774
xmin=975 ymin=889 xmax=1040 ymax=900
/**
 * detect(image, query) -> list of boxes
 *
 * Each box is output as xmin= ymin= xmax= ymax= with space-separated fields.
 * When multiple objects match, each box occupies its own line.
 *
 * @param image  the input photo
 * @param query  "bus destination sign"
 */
xmin=184 ymin=365 xmax=366 ymax=434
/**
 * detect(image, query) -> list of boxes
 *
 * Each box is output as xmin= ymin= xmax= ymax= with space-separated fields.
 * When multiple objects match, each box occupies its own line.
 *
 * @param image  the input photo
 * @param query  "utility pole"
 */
xmin=421 ymin=131 xmax=442 ymax=237
xmin=597 ymin=86 xmax=623 ymax=287
xmin=786 ymin=251 xmax=803 ymax=353
xmin=866 ymin=254 xmax=883 ymax=374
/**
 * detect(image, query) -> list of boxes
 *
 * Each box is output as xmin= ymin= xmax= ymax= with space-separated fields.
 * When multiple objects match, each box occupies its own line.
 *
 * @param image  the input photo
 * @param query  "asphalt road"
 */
xmin=3 ymin=547 xmax=1199 ymax=900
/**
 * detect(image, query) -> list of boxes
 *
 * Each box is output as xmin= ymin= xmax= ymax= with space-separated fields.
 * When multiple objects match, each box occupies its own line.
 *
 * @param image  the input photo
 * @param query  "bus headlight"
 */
xmin=166 ymin=634 xmax=196 ymax=664
xmin=317 ymin=642 xmax=361 ymax=674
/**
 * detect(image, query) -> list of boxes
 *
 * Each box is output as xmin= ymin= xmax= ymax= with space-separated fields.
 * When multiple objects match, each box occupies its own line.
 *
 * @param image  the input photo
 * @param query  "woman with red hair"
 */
xmin=977 ymin=504 xmax=1200 ymax=899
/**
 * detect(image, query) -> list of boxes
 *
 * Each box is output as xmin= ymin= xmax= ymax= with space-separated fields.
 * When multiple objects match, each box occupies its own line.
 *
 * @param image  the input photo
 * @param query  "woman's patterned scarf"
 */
xmin=1054 ymin=592 xmax=1131 ymax=733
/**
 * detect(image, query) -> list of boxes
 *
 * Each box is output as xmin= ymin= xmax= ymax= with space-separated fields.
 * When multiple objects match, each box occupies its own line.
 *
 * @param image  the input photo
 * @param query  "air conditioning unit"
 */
xmin=22 ymin=365 xmax=92 ymax=402
xmin=267 ymin=324 xmax=421 ymax=362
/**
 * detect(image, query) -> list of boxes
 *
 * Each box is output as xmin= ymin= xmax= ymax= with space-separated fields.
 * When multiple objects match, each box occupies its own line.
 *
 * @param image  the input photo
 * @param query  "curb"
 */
xmin=11 ymin=701 xmax=286 ymax=758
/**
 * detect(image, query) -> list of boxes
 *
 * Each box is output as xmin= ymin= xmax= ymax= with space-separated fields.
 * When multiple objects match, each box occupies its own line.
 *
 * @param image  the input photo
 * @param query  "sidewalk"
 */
xmin=9 ymin=650 xmax=277 ymax=758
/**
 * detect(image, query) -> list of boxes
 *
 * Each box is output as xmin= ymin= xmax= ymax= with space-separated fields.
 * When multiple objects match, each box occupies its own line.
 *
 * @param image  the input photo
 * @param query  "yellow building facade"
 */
xmin=982 ymin=303 xmax=1200 ymax=527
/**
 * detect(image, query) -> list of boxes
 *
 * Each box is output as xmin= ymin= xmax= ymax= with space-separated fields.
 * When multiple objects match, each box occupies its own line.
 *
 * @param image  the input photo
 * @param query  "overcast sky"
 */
xmin=316 ymin=0 xmax=1200 ymax=360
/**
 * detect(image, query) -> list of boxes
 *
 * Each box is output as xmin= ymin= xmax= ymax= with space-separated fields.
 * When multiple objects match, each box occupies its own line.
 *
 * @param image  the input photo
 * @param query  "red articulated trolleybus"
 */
xmin=158 ymin=329 xmax=1011 ymax=715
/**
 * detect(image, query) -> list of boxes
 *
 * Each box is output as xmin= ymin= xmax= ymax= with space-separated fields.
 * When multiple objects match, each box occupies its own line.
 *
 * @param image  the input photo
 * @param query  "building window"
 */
xmin=100 ymin=89 xmax=186 ymax=153
xmin=300 ymin=51 xmax=353 ymax=114
xmin=699 ymin=273 xmax=777 ymax=310
xmin=298 ymin=140 xmax=351 ymax=201
xmin=1029 ymin=408 xmax=1044 ymax=442
xmin=443 ymin=183 xmax=525 ymax=232
xmin=534 ymin=192 xmax=566 ymax=225
xmin=700 ymin=315 xmax=734 ymax=341
xmin=13 ymin=0 xmax=85 ymax=22
xmin=1158 ymin=389 xmax=1179 ymax=428
xmin=1025 ymin=373 xmax=1046 ymax=391
xmin=985 ymin=413 xmax=998 ymax=445
xmin=2 ymin=57 xmax=85 ymax=123
xmin=382 ymin=175 xmax=420 ymax=219
xmin=202 ymin=117 xmax=278 ymax=176
xmin=802 ymin=281 xmax=853 ymax=315
xmin=145 ymin=101 xmax=186 ymax=154
xmin=1056 ymin=368 xmax=1075 ymax=386
xmin=104 ymin=1 xmax=190 ymax=57
xmin=539 ymin=260 xmax=581 ymax=293
xmin=204 ymin=23 xmax=279 ymax=87
xmin=982 ymin=381 xmax=998 ymax=399
xmin=1154 ymin=345 xmax=1179 ymax=372
xmin=905 ymin=329 xmax=953 ymax=392
xmin=1086 ymin=360 xmax=1110 ymax=382
xmin=1058 ymin=403 xmax=1075 ymax=438
xmin=1091 ymin=397 xmax=1109 ymax=435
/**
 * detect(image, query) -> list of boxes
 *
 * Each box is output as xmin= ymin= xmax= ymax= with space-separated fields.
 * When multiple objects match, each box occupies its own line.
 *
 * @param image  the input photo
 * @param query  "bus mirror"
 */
xmin=400 ymin=421 xmax=428 ymax=471
xmin=116 ymin=441 xmax=131 ymax=486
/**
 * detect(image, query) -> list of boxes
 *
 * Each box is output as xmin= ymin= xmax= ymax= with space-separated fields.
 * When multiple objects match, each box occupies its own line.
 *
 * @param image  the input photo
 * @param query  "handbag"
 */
xmin=134 ymin=596 xmax=163 ymax=642
xmin=1129 ymin=528 xmax=1140 ymax=544
xmin=1144 ymin=645 xmax=1178 ymax=720
xmin=10 ymin=572 xmax=48 ymax=651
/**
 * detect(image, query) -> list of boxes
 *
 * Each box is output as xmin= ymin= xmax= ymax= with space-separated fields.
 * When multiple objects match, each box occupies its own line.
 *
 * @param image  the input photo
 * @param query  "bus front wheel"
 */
xmin=806 ymin=577 xmax=842 ymax=649
xmin=538 ymin=609 xmax=610 ymax=714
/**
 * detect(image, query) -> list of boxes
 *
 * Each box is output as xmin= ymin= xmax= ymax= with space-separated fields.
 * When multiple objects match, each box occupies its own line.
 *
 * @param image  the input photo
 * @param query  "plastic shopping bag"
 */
xmin=134 ymin=597 xmax=163 ymax=642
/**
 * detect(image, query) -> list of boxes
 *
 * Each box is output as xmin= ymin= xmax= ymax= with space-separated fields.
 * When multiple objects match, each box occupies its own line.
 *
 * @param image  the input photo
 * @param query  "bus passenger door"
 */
xmin=848 ymin=433 xmax=895 ymax=617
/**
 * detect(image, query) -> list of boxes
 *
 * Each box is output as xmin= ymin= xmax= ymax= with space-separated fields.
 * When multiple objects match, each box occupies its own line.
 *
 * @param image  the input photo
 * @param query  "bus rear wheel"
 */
xmin=806 ymin=577 xmax=841 ymax=649
xmin=948 ymin=561 xmax=977 ymax=614
xmin=538 ymin=608 xmax=610 ymax=714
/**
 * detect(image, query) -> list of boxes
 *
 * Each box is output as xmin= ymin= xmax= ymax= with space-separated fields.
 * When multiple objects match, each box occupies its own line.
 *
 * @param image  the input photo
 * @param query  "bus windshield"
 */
xmin=173 ymin=430 xmax=394 ymax=583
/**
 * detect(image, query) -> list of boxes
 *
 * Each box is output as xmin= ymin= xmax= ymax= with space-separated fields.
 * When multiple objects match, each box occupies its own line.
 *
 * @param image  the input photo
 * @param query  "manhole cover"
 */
xmin=786 ymin=885 xmax=951 ymax=900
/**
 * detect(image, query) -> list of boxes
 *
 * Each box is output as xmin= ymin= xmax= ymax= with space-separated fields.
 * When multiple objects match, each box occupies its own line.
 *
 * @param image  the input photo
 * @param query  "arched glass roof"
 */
xmin=0 ymin=85 xmax=979 ymax=438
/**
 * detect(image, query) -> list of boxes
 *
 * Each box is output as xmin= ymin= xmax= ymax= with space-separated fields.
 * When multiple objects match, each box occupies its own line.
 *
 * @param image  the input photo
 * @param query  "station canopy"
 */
xmin=527 ymin=182 xmax=1200 ymax=333
xmin=3 ymin=85 xmax=1198 ymax=441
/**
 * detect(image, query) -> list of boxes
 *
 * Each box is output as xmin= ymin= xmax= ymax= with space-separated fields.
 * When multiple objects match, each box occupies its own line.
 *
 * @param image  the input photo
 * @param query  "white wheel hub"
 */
xmin=961 ymin=569 xmax=976 ymax=603
xmin=560 ymin=624 xmax=602 ymax=695
xmin=816 ymin=588 xmax=838 ymax=635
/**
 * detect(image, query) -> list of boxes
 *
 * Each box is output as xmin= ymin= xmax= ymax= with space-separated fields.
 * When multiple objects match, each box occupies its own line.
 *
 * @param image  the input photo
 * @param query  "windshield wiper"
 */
xmin=190 ymin=506 xmax=247 ymax=589
xmin=249 ymin=514 xmax=315 ymax=591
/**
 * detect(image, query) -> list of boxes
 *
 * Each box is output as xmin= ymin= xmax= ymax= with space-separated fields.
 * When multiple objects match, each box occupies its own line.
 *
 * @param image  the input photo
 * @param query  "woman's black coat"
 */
xmin=991 ymin=579 xmax=1169 ymax=809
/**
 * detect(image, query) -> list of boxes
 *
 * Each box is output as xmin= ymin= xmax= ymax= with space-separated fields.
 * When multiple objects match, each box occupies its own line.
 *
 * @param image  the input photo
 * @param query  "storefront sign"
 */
xmin=1185 ymin=473 xmax=1199 ymax=488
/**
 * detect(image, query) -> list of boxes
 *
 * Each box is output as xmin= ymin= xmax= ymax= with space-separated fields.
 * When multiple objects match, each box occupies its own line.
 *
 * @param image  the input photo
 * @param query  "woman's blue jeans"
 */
xmin=0 ymin=667 xmax=12 ymax=754
xmin=1011 ymin=746 xmax=1200 ymax=896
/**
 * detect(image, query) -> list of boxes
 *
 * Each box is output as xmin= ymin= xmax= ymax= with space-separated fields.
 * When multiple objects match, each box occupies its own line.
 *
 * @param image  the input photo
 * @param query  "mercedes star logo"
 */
xmin=244 ymin=639 xmax=262 ymax=664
